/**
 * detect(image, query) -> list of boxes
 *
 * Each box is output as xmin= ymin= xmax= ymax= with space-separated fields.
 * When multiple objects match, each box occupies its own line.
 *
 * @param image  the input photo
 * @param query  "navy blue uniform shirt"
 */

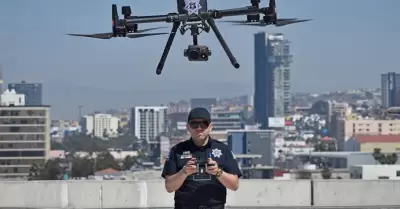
xmin=161 ymin=138 xmax=242 ymax=208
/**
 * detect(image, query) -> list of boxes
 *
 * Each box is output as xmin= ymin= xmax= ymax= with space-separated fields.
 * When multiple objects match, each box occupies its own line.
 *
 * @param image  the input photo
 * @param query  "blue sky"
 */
xmin=0 ymin=0 xmax=399 ymax=119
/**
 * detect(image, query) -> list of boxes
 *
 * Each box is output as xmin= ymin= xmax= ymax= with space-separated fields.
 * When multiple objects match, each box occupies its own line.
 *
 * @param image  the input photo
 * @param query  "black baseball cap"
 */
xmin=187 ymin=107 xmax=211 ymax=123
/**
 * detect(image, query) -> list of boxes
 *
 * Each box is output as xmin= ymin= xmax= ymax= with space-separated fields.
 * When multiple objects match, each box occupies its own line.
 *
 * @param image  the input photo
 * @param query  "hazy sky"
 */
xmin=0 ymin=0 xmax=399 ymax=119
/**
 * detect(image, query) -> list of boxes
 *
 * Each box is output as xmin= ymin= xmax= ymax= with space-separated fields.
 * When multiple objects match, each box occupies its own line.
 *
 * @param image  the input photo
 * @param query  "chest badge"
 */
xmin=211 ymin=148 xmax=222 ymax=158
xmin=180 ymin=151 xmax=192 ymax=159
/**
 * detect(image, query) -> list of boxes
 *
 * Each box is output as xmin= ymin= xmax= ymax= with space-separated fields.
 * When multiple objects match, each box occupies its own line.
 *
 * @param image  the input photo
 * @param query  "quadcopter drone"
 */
xmin=68 ymin=0 xmax=311 ymax=75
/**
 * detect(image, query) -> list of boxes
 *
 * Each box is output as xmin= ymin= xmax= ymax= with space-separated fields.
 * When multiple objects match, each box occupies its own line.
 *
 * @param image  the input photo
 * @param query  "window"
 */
xmin=396 ymin=170 xmax=400 ymax=177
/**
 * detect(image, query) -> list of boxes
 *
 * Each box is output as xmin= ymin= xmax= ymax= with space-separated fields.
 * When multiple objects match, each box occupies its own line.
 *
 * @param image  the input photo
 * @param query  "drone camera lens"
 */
xmin=189 ymin=50 xmax=200 ymax=60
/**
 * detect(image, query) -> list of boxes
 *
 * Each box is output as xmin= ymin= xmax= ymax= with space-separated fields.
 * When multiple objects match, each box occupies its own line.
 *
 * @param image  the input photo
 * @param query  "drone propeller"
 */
xmin=221 ymin=19 xmax=312 ymax=27
xmin=66 ymin=27 xmax=169 ymax=40
xmin=67 ymin=4 xmax=168 ymax=40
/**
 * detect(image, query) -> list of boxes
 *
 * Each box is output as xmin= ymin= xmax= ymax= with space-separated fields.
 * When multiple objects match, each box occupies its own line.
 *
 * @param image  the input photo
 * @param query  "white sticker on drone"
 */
xmin=184 ymin=0 xmax=202 ymax=15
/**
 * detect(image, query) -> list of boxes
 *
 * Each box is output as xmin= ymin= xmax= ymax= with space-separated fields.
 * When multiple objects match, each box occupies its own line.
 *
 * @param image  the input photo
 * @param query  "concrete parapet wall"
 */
xmin=0 ymin=180 xmax=398 ymax=208
xmin=312 ymin=180 xmax=400 ymax=206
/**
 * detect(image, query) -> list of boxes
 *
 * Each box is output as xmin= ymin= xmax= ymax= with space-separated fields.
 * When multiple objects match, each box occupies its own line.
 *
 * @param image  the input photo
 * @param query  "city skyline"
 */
xmin=0 ymin=0 xmax=399 ymax=119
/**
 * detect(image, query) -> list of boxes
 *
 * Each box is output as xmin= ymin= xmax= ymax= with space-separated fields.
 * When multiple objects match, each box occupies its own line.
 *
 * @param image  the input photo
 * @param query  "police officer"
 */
xmin=162 ymin=107 xmax=242 ymax=209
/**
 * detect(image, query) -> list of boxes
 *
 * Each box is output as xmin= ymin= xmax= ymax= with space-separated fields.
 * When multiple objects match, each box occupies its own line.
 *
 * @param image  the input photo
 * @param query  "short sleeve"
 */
xmin=224 ymin=148 xmax=242 ymax=178
xmin=161 ymin=146 xmax=179 ymax=178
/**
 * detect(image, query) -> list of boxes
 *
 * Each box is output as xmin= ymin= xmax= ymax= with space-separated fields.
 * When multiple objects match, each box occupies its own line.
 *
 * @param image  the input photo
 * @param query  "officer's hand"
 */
xmin=182 ymin=157 xmax=197 ymax=176
xmin=206 ymin=158 xmax=219 ymax=175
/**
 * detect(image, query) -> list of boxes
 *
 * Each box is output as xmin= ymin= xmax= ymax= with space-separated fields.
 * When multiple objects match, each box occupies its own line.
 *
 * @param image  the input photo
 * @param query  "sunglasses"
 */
xmin=189 ymin=120 xmax=210 ymax=129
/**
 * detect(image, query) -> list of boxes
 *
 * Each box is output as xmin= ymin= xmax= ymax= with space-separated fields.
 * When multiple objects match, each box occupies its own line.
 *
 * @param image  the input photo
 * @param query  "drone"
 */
xmin=68 ymin=0 xmax=311 ymax=75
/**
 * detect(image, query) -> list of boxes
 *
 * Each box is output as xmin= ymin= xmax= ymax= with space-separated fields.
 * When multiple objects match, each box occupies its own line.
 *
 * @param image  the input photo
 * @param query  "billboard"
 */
xmin=284 ymin=116 xmax=293 ymax=126
xmin=268 ymin=117 xmax=285 ymax=128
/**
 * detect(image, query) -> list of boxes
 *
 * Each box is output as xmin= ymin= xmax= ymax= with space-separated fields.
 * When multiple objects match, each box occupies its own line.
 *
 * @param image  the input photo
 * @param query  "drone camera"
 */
xmin=121 ymin=6 xmax=132 ymax=17
xmin=184 ymin=45 xmax=211 ymax=61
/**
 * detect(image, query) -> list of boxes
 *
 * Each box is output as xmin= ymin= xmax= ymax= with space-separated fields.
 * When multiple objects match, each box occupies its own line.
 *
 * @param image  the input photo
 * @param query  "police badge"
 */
xmin=184 ymin=0 xmax=202 ymax=15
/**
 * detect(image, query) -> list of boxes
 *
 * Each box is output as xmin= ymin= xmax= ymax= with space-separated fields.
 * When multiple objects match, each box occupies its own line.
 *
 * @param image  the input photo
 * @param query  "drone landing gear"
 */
xmin=156 ymin=22 xmax=181 ymax=75
xmin=156 ymin=18 xmax=240 ymax=75
xmin=207 ymin=18 xmax=240 ymax=69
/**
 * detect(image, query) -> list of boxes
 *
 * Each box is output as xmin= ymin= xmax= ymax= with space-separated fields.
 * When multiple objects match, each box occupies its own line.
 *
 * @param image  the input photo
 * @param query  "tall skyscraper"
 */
xmin=254 ymin=32 xmax=292 ymax=129
xmin=0 ymin=65 xmax=3 ymax=95
xmin=381 ymin=72 xmax=400 ymax=108
xmin=130 ymin=106 xmax=168 ymax=142
xmin=8 ymin=81 xmax=43 ymax=105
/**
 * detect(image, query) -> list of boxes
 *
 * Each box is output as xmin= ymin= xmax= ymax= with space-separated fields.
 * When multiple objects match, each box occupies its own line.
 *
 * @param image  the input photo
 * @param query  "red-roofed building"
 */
xmin=350 ymin=135 xmax=400 ymax=152
xmin=94 ymin=168 xmax=123 ymax=180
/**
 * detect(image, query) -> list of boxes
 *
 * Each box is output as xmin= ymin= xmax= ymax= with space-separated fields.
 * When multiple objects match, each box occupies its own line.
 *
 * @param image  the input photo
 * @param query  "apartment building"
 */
xmin=336 ymin=118 xmax=400 ymax=151
xmin=130 ymin=106 xmax=167 ymax=142
xmin=80 ymin=113 xmax=120 ymax=138
xmin=0 ymin=105 xmax=51 ymax=178
xmin=344 ymin=119 xmax=400 ymax=136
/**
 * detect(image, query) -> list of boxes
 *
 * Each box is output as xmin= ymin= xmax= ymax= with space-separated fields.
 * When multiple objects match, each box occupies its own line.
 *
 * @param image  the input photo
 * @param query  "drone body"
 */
xmin=177 ymin=0 xmax=208 ymax=15
xmin=68 ymin=0 xmax=311 ymax=75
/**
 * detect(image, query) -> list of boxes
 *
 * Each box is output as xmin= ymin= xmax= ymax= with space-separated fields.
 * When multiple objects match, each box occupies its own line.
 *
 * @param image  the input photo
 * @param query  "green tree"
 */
xmin=95 ymin=152 xmax=120 ymax=171
xmin=314 ymin=141 xmax=336 ymax=152
xmin=103 ymin=129 xmax=108 ymax=138
xmin=28 ymin=163 xmax=43 ymax=180
xmin=71 ymin=156 xmax=95 ymax=178
xmin=32 ymin=158 xmax=65 ymax=180
xmin=321 ymin=167 xmax=332 ymax=179
xmin=372 ymin=148 xmax=398 ymax=165
xmin=122 ymin=155 xmax=136 ymax=170
xmin=372 ymin=148 xmax=384 ymax=163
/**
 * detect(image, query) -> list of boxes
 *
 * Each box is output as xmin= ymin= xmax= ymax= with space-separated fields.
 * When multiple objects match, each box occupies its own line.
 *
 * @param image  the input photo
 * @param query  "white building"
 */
xmin=80 ymin=114 xmax=119 ymax=138
xmin=350 ymin=165 xmax=400 ymax=180
xmin=131 ymin=106 xmax=167 ymax=141
xmin=0 ymin=98 xmax=51 ymax=178
xmin=1 ymin=89 xmax=25 ymax=106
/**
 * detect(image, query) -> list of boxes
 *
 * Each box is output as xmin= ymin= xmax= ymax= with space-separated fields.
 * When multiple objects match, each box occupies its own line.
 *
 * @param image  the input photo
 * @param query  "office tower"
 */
xmin=381 ymin=72 xmax=400 ymax=108
xmin=254 ymin=32 xmax=292 ymax=129
xmin=130 ymin=106 xmax=168 ymax=142
xmin=190 ymin=98 xmax=217 ymax=111
xmin=0 ymin=65 xmax=3 ymax=96
xmin=8 ymin=81 xmax=43 ymax=105
xmin=0 ymin=92 xmax=50 ymax=178
xmin=211 ymin=106 xmax=245 ymax=131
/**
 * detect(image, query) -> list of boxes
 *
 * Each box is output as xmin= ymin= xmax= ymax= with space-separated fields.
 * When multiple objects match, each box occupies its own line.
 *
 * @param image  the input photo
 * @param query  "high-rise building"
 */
xmin=8 ymin=81 xmax=43 ymax=106
xmin=0 ymin=65 xmax=3 ymax=99
xmin=381 ymin=72 xmax=400 ymax=108
xmin=0 ymin=91 xmax=50 ymax=179
xmin=211 ymin=106 xmax=246 ymax=131
xmin=130 ymin=106 xmax=167 ymax=142
xmin=254 ymin=32 xmax=292 ymax=129
xmin=80 ymin=114 xmax=120 ymax=138
xmin=190 ymin=98 xmax=217 ymax=111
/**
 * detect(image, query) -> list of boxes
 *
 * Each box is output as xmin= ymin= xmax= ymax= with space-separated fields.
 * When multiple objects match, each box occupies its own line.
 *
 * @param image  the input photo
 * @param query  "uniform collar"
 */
xmin=189 ymin=137 xmax=213 ymax=149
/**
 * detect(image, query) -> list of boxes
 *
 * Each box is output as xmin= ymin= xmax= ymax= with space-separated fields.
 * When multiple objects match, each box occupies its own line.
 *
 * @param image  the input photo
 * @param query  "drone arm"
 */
xmin=124 ymin=13 xmax=184 ymax=25
xmin=125 ymin=15 xmax=168 ymax=25
xmin=211 ymin=6 xmax=267 ymax=18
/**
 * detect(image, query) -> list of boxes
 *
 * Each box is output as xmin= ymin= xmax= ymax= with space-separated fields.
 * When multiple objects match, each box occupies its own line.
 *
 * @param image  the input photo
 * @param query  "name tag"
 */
xmin=180 ymin=154 xmax=192 ymax=159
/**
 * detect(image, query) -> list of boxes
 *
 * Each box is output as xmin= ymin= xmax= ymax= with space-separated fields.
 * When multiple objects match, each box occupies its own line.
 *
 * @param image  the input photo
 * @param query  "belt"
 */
xmin=176 ymin=205 xmax=224 ymax=209
xmin=197 ymin=205 xmax=224 ymax=209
